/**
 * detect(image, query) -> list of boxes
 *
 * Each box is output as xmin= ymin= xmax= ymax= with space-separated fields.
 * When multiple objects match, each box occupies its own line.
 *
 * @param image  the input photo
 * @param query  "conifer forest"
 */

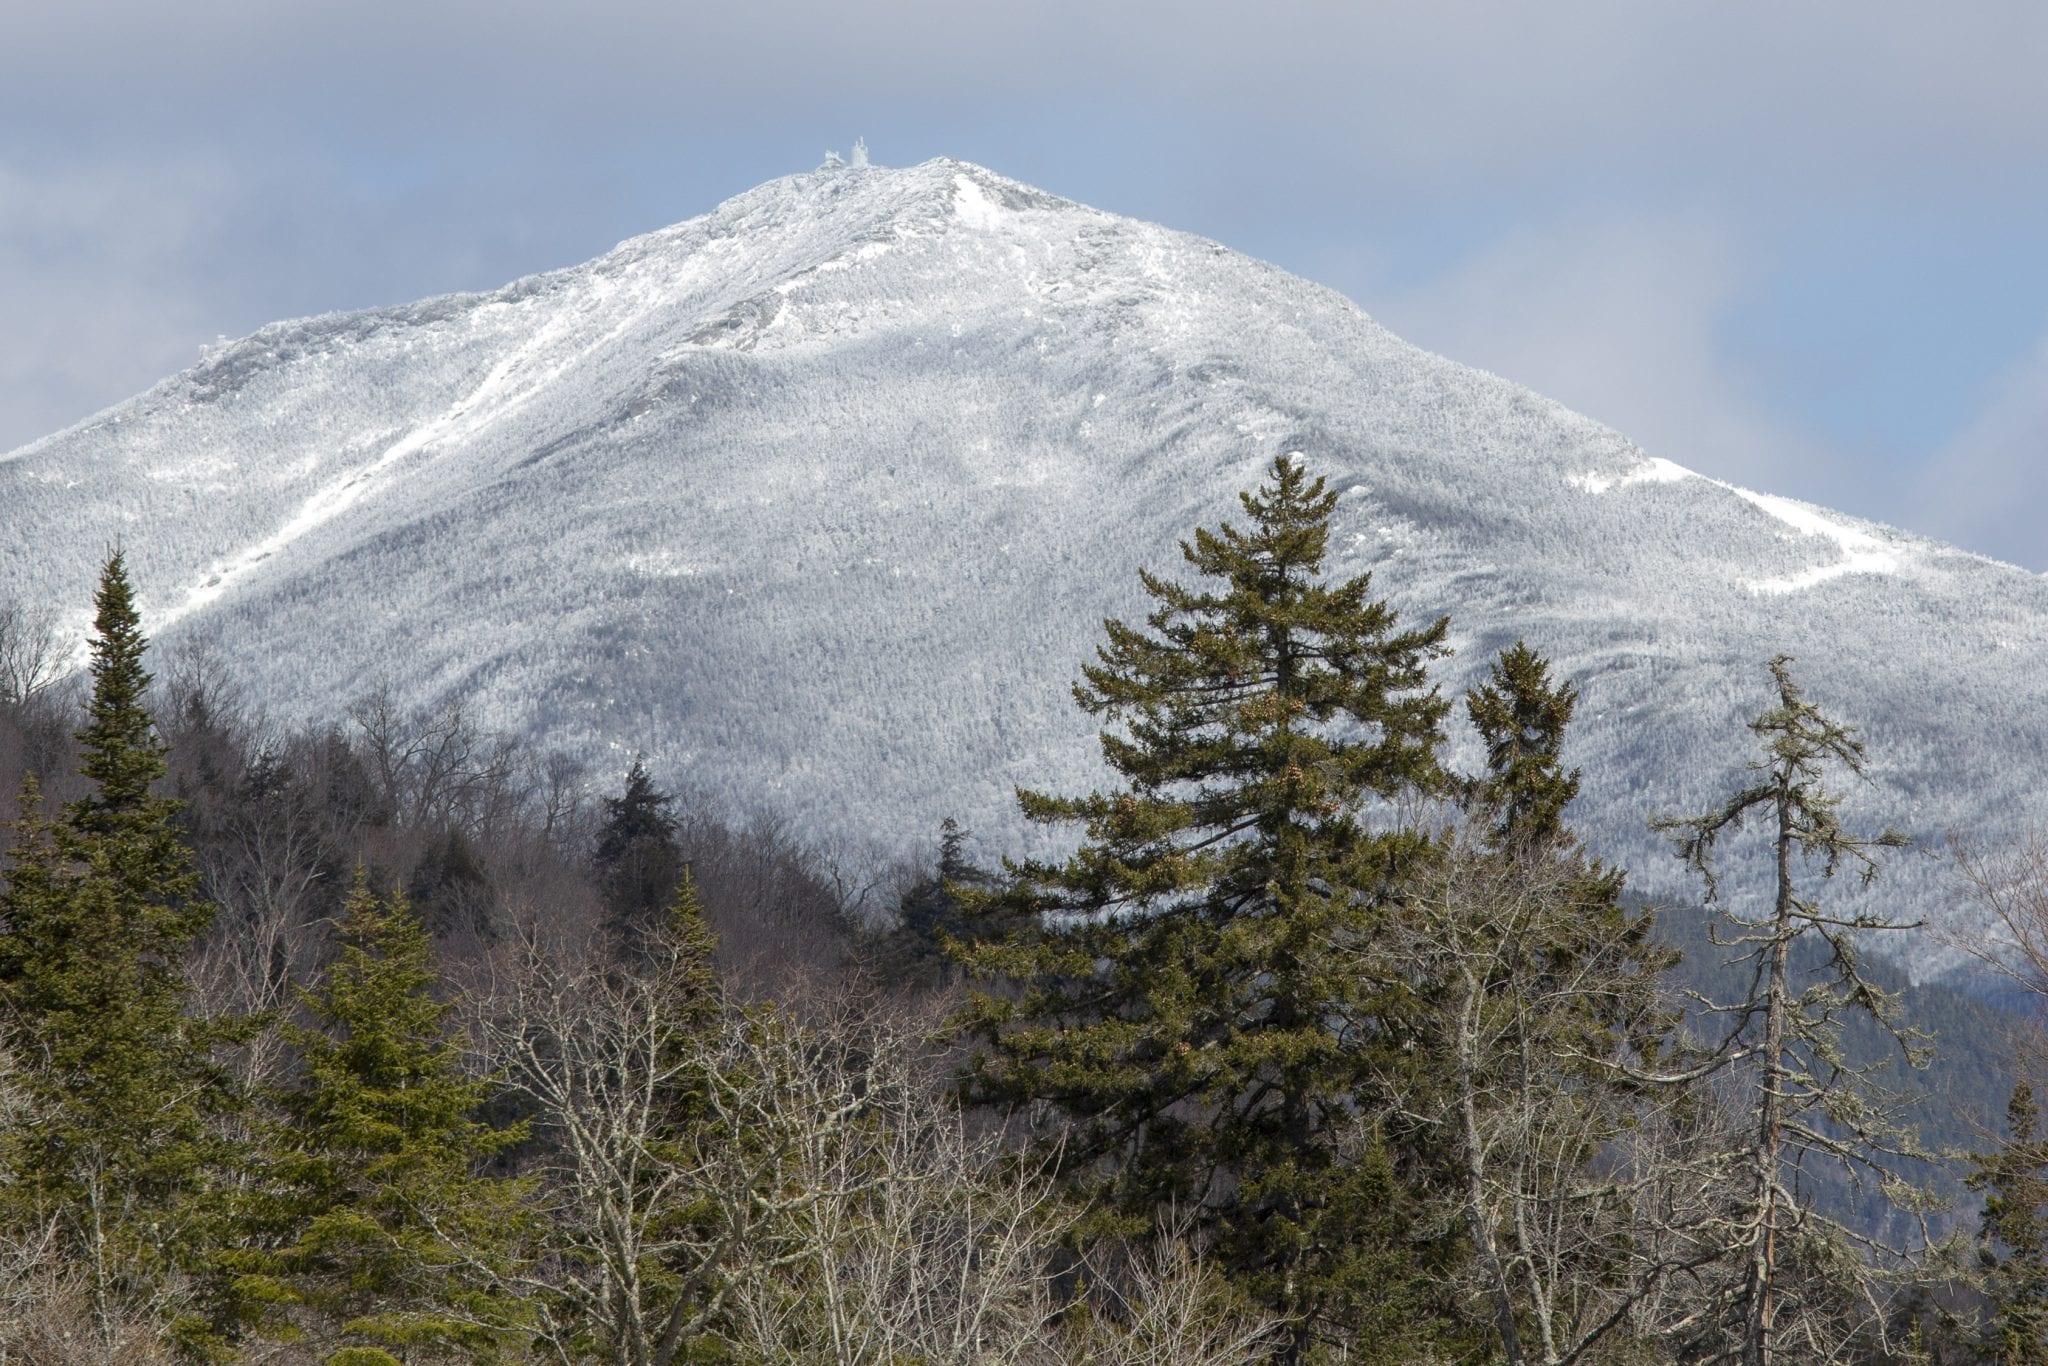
xmin=8 ymin=455 xmax=2048 ymax=1365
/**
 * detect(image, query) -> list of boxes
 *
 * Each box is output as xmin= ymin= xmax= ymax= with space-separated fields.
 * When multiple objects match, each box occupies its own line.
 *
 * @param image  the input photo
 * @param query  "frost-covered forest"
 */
xmin=4 ymin=159 xmax=2046 ymax=949
xmin=3 ymin=456 xmax=2047 ymax=1365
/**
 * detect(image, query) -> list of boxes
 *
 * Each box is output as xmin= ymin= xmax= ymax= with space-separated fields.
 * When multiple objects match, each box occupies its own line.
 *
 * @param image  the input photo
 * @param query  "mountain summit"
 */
xmin=5 ymin=158 xmax=2043 ymax=922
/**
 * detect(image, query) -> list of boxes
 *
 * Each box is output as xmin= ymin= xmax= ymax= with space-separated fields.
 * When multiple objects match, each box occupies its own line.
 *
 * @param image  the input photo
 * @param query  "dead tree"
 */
xmin=1653 ymin=655 xmax=1928 ymax=1366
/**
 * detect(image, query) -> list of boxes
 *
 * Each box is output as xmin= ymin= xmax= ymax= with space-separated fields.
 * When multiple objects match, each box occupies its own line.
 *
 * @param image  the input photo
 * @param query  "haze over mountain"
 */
xmin=4 ymin=157 xmax=2042 ymax=938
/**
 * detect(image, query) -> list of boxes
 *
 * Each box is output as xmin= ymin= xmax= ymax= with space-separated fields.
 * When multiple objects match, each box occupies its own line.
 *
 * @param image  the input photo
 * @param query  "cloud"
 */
xmin=1913 ymin=334 xmax=2048 ymax=571
xmin=1370 ymin=214 xmax=1869 ymax=511
xmin=0 ymin=159 xmax=239 ymax=452
xmin=9 ymin=2 xmax=2048 ymax=199
xmin=1373 ymin=212 xmax=2048 ymax=567
xmin=0 ymin=152 xmax=652 ymax=454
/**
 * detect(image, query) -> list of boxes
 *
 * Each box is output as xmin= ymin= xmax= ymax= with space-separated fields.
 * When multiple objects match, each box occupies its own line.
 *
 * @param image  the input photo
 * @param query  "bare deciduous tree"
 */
xmin=470 ymin=923 xmax=722 ymax=1365
xmin=711 ymin=1004 xmax=1069 ymax=1364
xmin=0 ymin=603 xmax=62 ymax=710
xmin=1381 ymin=836 xmax=1715 ymax=1366
xmin=1064 ymin=1227 xmax=1289 ymax=1366
xmin=348 ymin=687 xmax=523 ymax=836
xmin=0 ymin=1042 xmax=190 ymax=1366
xmin=472 ymin=925 xmax=1278 ymax=1365
xmin=188 ymin=754 xmax=337 ymax=1094
xmin=0 ymin=602 xmax=76 ymax=794
xmin=1946 ymin=832 xmax=2048 ymax=1007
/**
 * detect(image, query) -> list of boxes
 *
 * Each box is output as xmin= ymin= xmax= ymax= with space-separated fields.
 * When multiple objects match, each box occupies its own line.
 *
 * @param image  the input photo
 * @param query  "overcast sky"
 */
xmin=5 ymin=2 xmax=2045 ymax=567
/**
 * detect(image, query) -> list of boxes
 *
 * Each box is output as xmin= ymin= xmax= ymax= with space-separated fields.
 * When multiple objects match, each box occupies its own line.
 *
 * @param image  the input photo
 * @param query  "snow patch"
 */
xmin=146 ymin=456 xmax=235 ymax=484
xmin=1568 ymin=456 xmax=1904 ymax=593
xmin=952 ymin=175 xmax=1004 ymax=230
xmin=1734 ymin=489 xmax=1904 ymax=593
xmin=774 ymin=240 xmax=893 ymax=295
xmin=1570 ymin=457 xmax=1692 ymax=495
xmin=625 ymin=550 xmax=708 ymax=578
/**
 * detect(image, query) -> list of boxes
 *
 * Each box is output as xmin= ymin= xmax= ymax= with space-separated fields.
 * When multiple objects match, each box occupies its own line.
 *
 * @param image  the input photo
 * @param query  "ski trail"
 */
xmin=155 ymin=282 xmax=646 ymax=631
xmin=1572 ymin=456 xmax=1907 ymax=595
xmin=1734 ymin=488 xmax=1905 ymax=594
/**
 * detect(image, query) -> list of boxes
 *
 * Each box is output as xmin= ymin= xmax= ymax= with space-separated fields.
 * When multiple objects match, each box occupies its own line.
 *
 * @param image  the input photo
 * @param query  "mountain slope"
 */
xmin=4 ymin=158 xmax=2041 ymax=937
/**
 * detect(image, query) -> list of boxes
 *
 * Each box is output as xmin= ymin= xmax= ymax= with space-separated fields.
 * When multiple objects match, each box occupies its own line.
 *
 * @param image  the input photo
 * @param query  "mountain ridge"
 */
xmin=4 ymin=157 xmax=2041 ymax=956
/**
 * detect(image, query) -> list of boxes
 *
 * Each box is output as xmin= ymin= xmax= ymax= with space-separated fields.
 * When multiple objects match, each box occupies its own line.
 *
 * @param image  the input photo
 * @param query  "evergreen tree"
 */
xmin=1464 ymin=640 xmax=1660 ymax=1051
xmin=1970 ymin=1081 xmax=2048 ymax=1364
xmin=956 ymin=454 xmax=1456 ymax=1360
xmin=879 ymin=817 xmax=994 ymax=984
xmin=659 ymin=867 xmax=720 ymax=1037
xmin=630 ymin=866 xmax=725 ymax=1350
xmin=1654 ymin=655 xmax=1921 ymax=1366
xmin=594 ymin=759 xmax=684 ymax=950
xmin=408 ymin=826 xmax=496 ymax=942
xmin=0 ymin=554 xmax=238 ymax=1349
xmin=1466 ymin=640 xmax=1582 ymax=851
xmin=915 ymin=817 xmax=988 ymax=942
xmin=235 ymin=871 xmax=532 ymax=1358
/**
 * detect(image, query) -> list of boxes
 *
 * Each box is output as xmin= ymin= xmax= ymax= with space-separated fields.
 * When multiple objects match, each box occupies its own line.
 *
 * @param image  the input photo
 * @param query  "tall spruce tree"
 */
xmin=594 ymin=759 xmax=684 ymax=951
xmin=909 ymin=817 xmax=988 ymax=947
xmin=0 ymin=553 xmax=237 ymax=1347
xmin=878 ymin=817 xmax=995 ymax=984
xmin=1464 ymin=640 xmax=1661 ymax=1052
xmin=1970 ymin=1082 xmax=2048 ymax=1364
xmin=235 ymin=871 xmax=532 ymax=1358
xmin=957 ymin=454 xmax=1456 ymax=1361
xmin=1466 ymin=640 xmax=1583 ymax=851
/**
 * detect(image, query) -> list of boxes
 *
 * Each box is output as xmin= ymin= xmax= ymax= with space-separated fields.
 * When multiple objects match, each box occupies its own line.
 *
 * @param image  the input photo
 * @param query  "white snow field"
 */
xmin=4 ymin=158 xmax=2043 ymax=942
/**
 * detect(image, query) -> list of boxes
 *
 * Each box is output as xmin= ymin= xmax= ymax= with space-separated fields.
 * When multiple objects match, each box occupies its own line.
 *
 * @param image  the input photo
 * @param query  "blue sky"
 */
xmin=5 ymin=1 xmax=2045 ymax=566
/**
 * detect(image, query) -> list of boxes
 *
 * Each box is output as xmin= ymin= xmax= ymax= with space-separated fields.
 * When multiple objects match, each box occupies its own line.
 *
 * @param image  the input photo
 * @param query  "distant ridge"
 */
xmin=6 ymin=157 xmax=2043 ymax=956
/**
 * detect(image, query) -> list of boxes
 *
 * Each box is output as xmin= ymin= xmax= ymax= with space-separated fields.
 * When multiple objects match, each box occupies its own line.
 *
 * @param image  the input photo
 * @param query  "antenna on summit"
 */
xmin=850 ymin=137 xmax=869 ymax=168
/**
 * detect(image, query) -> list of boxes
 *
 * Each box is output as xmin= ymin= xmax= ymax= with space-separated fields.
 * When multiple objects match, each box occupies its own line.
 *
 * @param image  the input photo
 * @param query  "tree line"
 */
xmin=3 ymin=456 xmax=2047 ymax=1363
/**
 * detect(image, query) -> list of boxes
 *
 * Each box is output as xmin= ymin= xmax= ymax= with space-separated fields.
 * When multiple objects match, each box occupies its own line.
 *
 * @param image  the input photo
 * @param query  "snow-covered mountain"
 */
xmin=4 ymin=158 xmax=2043 ymax=933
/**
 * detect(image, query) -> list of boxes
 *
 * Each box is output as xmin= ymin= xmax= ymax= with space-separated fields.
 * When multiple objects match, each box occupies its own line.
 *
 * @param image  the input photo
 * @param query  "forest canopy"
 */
xmin=0 ymin=462 xmax=2037 ymax=1365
